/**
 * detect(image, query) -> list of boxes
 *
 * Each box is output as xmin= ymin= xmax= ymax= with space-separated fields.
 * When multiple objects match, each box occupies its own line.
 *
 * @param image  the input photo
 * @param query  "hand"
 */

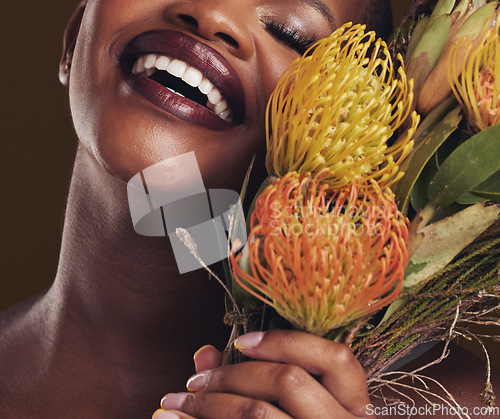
xmin=153 ymin=330 xmax=373 ymax=418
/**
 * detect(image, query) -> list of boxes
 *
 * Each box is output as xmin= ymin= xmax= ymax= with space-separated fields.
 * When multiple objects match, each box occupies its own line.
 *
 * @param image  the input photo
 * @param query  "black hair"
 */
xmin=364 ymin=0 xmax=394 ymax=41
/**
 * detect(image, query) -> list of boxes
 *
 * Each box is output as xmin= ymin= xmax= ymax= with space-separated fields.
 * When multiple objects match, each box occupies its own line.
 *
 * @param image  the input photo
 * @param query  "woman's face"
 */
xmin=67 ymin=0 xmax=370 ymax=189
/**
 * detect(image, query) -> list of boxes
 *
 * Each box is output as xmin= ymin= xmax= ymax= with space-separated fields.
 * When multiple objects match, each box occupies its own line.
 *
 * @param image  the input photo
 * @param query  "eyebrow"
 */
xmin=298 ymin=0 xmax=336 ymax=30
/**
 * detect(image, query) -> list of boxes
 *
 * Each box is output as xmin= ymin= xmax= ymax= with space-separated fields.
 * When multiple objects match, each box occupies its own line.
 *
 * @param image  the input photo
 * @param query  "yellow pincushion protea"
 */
xmin=231 ymin=171 xmax=409 ymax=337
xmin=448 ymin=16 xmax=500 ymax=132
xmin=266 ymin=23 xmax=419 ymax=191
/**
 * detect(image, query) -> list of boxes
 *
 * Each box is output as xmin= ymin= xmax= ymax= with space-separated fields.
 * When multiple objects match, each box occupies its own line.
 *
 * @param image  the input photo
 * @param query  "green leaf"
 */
xmin=472 ymin=191 xmax=500 ymax=202
xmin=404 ymin=203 xmax=500 ymax=289
xmin=411 ymin=153 xmax=439 ymax=211
xmin=408 ymin=14 xmax=450 ymax=63
xmin=394 ymin=106 xmax=461 ymax=213
xmin=406 ymin=16 xmax=430 ymax=60
xmin=428 ymin=0 xmax=456 ymax=27
xmin=231 ymin=243 xmax=261 ymax=308
xmin=449 ymin=3 xmax=498 ymax=46
xmin=230 ymin=155 xmax=255 ymax=246
xmin=452 ymin=0 xmax=471 ymax=19
xmin=436 ymin=127 xmax=468 ymax=167
xmin=470 ymin=170 xmax=500 ymax=203
xmin=428 ymin=124 xmax=500 ymax=208
xmin=405 ymin=261 xmax=428 ymax=278
xmin=245 ymin=174 xmax=277 ymax=234
xmin=406 ymin=14 xmax=452 ymax=97
xmin=456 ymin=192 xmax=486 ymax=205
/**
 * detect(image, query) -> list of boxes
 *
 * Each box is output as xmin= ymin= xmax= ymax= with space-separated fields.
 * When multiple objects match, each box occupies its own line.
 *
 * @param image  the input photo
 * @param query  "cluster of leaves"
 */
xmin=351 ymin=220 xmax=500 ymax=380
xmin=347 ymin=0 xmax=500 ymax=407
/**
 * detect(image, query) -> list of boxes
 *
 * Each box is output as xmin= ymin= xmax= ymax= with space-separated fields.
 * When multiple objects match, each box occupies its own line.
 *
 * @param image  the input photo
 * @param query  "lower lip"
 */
xmin=125 ymin=74 xmax=235 ymax=131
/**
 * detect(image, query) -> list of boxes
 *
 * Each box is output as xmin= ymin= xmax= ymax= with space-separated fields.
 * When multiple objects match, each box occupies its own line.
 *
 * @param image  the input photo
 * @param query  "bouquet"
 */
xmin=178 ymin=0 xmax=500 ymax=414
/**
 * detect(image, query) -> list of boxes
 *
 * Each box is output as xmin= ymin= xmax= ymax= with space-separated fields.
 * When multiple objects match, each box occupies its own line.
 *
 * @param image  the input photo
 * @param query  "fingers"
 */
xmin=193 ymin=345 xmax=222 ymax=373
xmin=160 ymin=392 xmax=290 ymax=419
xmin=153 ymin=409 xmax=195 ymax=419
xmin=233 ymin=330 xmax=370 ymax=417
xmin=184 ymin=361 xmax=350 ymax=418
xmin=163 ymin=331 xmax=371 ymax=418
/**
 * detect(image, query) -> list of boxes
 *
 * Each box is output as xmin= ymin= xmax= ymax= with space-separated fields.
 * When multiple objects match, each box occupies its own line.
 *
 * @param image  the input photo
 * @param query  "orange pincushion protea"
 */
xmin=231 ymin=172 xmax=409 ymax=337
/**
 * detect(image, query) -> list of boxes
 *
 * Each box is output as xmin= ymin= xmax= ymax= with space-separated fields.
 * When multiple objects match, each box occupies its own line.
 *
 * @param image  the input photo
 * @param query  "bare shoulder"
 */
xmin=0 ymin=295 xmax=41 ymax=363
xmin=0 ymin=295 xmax=47 ymax=415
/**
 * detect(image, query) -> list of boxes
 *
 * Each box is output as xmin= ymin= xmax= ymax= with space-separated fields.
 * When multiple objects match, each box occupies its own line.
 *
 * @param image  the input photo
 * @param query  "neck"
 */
xmin=42 ymin=145 xmax=229 ymax=411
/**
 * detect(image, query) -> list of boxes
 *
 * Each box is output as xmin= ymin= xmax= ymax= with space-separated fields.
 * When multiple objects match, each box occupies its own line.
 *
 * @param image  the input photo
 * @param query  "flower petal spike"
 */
xmin=265 ymin=23 xmax=419 ymax=191
xmin=448 ymin=13 xmax=500 ymax=132
xmin=231 ymin=171 xmax=409 ymax=337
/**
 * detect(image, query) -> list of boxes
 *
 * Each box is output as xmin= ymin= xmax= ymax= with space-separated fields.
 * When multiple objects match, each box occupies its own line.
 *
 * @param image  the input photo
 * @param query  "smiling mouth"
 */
xmin=120 ymin=30 xmax=245 ymax=130
xmin=132 ymin=54 xmax=233 ymax=123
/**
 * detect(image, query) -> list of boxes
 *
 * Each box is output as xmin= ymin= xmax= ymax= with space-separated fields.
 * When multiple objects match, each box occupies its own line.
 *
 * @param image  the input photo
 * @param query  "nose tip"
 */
xmin=163 ymin=2 xmax=253 ymax=60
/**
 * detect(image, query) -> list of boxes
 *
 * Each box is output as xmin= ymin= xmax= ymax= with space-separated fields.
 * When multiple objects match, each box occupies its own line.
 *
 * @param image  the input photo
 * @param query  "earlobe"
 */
xmin=59 ymin=1 xmax=87 ymax=87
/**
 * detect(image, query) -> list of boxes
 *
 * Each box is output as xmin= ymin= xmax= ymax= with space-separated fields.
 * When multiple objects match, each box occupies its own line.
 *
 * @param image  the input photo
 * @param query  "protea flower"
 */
xmin=231 ymin=171 xmax=409 ymax=337
xmin=407 ymin=0 xmax=498 ymax=115
xmin=448 ymin=15 xmax=500 ymax=132
xmin=265 ymin=23 xmax=418 ymax=191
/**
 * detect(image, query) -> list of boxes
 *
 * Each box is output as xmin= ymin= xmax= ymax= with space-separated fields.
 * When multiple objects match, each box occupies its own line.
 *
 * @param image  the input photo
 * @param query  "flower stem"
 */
xmin=420 ymin=202 xmax=438 ymax=228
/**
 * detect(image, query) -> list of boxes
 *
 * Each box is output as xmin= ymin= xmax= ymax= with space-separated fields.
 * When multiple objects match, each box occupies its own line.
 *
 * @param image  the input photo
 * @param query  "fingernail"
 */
xmin=193 ymin=344 xmax=215 ymax=363
xmin=234 ymin=332 xmax=265 ymax=350
xmin=187 ymin=371 xmax=210 ymax=391
xmin=160 ymin=393 xmax=189 ymax=410
xmin=152 ymin=409 xmax=181 ymax=419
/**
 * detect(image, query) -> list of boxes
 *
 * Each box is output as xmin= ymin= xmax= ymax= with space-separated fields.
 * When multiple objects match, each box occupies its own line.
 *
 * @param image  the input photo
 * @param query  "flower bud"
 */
xmin=405 ymin=1 xmax=498 ymax=116
xmin=417 ymin=2 xmax=498 ymax=115
xmin=448 ymin=15 xmax=500 ymax=131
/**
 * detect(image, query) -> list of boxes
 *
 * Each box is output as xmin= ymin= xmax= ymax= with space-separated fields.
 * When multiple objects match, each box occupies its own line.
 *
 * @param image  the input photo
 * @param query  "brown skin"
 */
xmin=0 ymin=1 xmax=495 ymax=418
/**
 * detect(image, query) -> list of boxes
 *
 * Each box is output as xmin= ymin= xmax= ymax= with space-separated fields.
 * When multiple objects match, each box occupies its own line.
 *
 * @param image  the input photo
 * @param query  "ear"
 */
xmin=59 ymin=1 xmax=87 ymax=87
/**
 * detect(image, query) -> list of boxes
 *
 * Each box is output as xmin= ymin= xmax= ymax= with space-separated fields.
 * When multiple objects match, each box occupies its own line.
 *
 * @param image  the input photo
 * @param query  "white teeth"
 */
xmin=133 ymin=56 xmax=146 ymax=74
xmin=167 ymin=87 xmax=184 ymax=98
xmin=214 ymin=100 xmax=228 ymax=114
xmin=131 ymin=54 xmax=234 ymax=123
xmin=219 ymin=110 xmax=231 ymax=120
xmin=155 ymin=56 xmax=170 ymax=71
xmin=144 ymin=54 xmax=157 ymax=70
xmin=182 ymin=68 xmax=203 ymax=87
xmin=198 ymin=79 xmax=213 ymax=95
xmin=208 ymin=89 xmax=222 ymax=105
xmin=167 ymin=59 xmax=187 ymax=78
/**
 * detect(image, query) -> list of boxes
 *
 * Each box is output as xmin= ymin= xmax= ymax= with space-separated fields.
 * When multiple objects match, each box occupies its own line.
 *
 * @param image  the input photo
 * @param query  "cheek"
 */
xmin=259 ymin=47 xmax=298 ymax=102
xmin=67 ymin=0 xmax=186 ymax=180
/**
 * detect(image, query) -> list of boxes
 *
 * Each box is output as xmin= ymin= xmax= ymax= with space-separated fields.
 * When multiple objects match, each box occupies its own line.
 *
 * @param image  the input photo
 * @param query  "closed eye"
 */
xmin=260 ymin=18 xmax=318 ymax=55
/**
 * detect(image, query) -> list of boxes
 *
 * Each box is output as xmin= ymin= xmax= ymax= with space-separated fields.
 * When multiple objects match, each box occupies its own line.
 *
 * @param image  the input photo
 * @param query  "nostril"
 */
xmin=178 ymin=14 xmax=198 ymax=28
xmin=216 ymin=32 xmax=238 ymax=48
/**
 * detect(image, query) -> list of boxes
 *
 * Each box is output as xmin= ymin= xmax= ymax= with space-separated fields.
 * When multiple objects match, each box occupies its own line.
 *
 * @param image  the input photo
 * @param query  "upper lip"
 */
xmin=120 ymin=30 xmax=246 ymax=123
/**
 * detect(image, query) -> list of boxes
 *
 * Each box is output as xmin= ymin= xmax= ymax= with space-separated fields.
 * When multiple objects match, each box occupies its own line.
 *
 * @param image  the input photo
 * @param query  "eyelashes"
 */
xmin=261 ymin=18 xmax=318 ymax=55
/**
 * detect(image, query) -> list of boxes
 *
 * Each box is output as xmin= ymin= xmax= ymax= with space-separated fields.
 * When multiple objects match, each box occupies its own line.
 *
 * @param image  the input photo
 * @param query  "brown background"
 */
xmin=1 ymin=0 xmax=79 ymax=310
xmin=3 ymin=0 xmax=497 ymax=366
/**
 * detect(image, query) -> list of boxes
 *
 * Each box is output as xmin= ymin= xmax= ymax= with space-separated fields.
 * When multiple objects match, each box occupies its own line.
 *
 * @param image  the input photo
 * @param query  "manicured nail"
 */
xmin=234 ymin=332 xmax=265 ymax=350
xmin=187 ymin=371 xmax=210 ymax=391
xmin=193 ymin=344 xmax=215 ymax=363
xmin=160 ymin=393 xmax=189 ymax=410
xmin=152 ymin=409 xmax=181 ymax=419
